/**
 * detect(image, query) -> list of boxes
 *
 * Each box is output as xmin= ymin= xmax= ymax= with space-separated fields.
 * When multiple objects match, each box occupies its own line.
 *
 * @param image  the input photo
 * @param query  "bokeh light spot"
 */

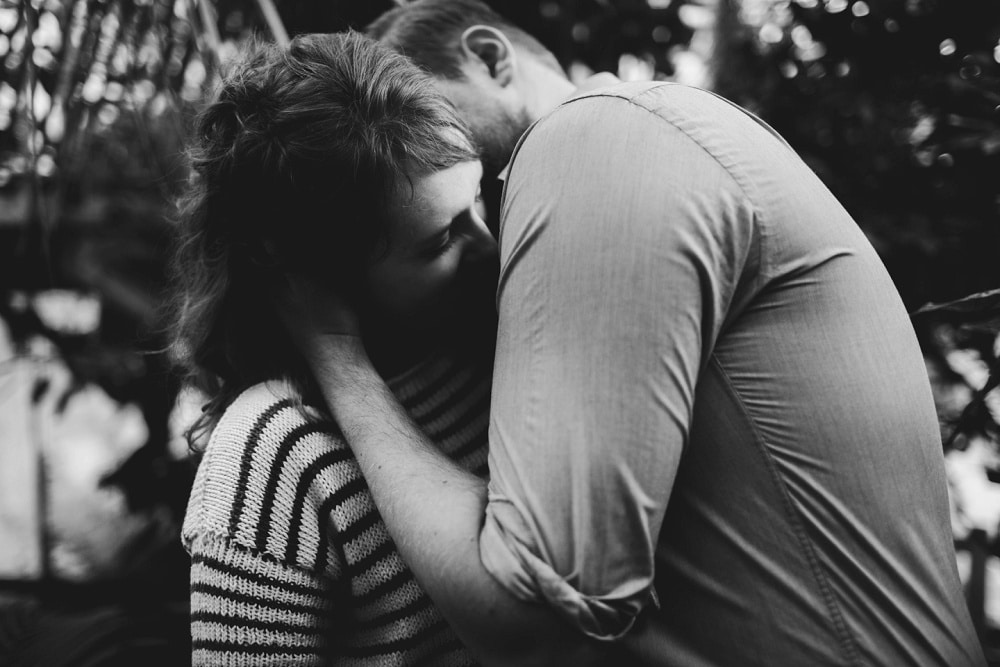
xmin=36 ymin=152 xmax=56 ymax=178
xmin=540 ymin=1 xmax=559 ymax=19
xmin=760 ymin=23 xmax=784 ymax=44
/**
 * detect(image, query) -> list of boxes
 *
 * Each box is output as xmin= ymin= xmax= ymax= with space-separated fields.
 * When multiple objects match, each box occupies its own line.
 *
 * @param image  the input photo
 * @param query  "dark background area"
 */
xmin=0 ymin=0 xmax=998 ymax=664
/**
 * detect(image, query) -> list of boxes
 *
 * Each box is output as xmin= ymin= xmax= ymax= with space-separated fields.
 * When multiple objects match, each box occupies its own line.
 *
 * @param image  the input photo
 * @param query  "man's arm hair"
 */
xmin=309 ymin=337 xmax=611 ymax=667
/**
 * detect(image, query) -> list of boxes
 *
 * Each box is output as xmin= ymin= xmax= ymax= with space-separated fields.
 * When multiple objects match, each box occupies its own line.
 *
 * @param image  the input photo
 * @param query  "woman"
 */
xmin=171 ymin=32 xmax=498 ymax=665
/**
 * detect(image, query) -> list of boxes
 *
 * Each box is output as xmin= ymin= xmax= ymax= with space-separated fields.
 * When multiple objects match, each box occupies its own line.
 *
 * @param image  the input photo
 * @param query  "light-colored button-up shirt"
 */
xmin=480 ymin=81 xmax=984 ymax=666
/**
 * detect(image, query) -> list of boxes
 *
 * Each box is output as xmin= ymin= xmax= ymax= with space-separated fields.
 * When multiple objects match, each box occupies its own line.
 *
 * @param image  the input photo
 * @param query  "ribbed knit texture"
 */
xmin=182 ymin=350 xmax=491 ymax=666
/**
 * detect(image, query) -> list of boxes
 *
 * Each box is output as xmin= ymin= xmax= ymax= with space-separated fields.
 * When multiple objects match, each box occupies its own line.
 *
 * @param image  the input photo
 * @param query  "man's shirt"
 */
xmin=480 ymin=81 xmax=983 ymax=665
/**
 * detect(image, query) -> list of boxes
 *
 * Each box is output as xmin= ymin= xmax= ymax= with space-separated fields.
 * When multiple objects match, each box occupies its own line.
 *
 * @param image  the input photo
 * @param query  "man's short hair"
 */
xmin=367 ymin=0 xmax=562 ymax=79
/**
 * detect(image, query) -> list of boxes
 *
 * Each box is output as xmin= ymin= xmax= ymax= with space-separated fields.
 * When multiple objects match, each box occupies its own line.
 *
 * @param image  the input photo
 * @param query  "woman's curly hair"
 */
xmin=169 ymin=32 xmax=478 ymax=448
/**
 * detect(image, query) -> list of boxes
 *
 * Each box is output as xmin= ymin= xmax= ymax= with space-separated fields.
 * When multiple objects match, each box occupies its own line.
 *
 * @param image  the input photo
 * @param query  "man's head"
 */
xmin=173 ymin=31 xmax=496 ymax=403
xmin=368 ymin=0 xmax=573 ymax=178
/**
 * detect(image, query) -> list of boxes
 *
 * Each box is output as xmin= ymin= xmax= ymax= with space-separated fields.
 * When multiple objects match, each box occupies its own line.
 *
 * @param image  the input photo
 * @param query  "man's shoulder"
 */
xmin=560 ymin=80 xmax=741 ymax=123
xmin=515 ymin=80 xmax=790 ymax=181
xmin=511 ymin=81 xmax=728 ymax=170
xmin=566 ymin=79 xmax=676 ymax=104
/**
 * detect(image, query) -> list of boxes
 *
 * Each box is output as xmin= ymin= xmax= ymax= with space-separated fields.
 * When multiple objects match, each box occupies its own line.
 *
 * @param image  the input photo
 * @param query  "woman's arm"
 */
xmin=188 ymin=533 xmax=338 ymax=666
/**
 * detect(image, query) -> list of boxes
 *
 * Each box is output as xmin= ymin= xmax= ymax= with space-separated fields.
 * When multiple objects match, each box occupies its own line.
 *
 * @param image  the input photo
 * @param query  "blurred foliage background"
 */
xmin=0 ymin=0 xmax=998 ymax=664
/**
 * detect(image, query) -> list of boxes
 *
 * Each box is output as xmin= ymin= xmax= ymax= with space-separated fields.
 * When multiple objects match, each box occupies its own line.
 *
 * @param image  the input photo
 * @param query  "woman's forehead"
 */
xmin=385 ymin=161 xmax=482 ymax=238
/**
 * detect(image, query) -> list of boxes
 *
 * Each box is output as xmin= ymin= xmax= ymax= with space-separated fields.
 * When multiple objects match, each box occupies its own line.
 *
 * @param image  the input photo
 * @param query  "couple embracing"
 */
xmin=172 ymin=1 xmax=983 ymax=665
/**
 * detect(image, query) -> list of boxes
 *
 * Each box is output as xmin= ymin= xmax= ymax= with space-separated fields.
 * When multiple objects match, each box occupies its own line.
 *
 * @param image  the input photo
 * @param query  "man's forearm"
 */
xmin=309 ymin=338 xmax=607 ymax=667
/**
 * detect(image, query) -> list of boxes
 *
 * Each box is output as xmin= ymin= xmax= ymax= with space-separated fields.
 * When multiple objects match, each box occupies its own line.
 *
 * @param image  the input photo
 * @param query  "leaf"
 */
xmin=911 ymin=288 xmax=1000 ymax=330
xmin=943 ymin=357 xmax=1000 ymax=449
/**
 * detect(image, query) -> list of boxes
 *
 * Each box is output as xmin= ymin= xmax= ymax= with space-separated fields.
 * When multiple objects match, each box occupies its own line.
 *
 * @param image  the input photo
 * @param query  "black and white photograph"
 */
xmin=1 ymin=0 xmax=999 ymax=664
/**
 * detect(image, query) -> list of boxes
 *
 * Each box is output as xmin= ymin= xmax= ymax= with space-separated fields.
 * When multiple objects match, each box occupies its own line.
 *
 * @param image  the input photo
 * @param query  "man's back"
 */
xmin=637 ymin=83 xmax=977 ymax=665
xmin=485 ymin=82 xmax=982 ymax=665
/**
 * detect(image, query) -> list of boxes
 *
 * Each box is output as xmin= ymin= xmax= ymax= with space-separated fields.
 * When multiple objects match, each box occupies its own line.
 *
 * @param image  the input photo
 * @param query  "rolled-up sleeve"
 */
xmin=480 ymin=89 xmax=757 ymax=640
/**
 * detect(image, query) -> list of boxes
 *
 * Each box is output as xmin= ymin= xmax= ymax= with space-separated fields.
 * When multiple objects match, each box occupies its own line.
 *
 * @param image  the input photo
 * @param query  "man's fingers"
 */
xmin=272 ymin=273 xmax=363 ymax=340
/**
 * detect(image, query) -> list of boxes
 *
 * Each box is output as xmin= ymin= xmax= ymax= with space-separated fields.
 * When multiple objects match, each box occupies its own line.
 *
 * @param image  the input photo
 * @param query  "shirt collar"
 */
xmin=496 ymin=72 xmax=622 ymax=183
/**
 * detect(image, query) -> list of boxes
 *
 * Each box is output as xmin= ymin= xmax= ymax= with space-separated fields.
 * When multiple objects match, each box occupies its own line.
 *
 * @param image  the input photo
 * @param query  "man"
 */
xmin=289 ymin=2 xmax=984 ymax=665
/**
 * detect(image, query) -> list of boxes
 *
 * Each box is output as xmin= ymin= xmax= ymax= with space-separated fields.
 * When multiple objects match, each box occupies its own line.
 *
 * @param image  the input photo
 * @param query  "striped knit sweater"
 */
xmin=181 ymin=349 xmax=491 ymax=666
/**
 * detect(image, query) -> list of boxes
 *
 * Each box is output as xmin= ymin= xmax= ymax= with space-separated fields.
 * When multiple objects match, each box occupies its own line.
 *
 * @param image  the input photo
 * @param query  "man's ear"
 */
xmin=459 ymin=25 xmax=515 ymax=87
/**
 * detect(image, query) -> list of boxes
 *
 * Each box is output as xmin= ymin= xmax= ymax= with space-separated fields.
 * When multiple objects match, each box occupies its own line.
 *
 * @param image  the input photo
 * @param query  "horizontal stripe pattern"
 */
xmin=192 ymin=644 xmax=325 ymax=667
xmin=184 ymin=347 xmax=491 ymax=666
xmin=188 ymin=535 xmax=333 ymax=666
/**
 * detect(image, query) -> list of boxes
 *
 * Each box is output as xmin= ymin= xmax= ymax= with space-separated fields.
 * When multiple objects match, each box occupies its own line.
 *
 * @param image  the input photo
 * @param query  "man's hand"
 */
xmin=298 ymin=327 xmax=609 ymax=667
xmin=271 ymin=272 xmax=369 ymax=377
xmin=271 ymin=280 xmax=606 ymax=666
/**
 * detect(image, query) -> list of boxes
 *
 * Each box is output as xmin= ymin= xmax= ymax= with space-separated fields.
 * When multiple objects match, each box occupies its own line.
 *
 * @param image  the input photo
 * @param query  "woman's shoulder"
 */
xmin=205 ymin=380 xmax=344 ymax=456
xmin=182 ymin=380 xmax=363 ymax=576
xmin=216 ymin=379 xmax=325 ymax=428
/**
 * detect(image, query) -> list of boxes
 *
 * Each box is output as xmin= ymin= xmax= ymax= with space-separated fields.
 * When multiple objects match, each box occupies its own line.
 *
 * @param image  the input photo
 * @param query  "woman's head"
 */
xmin=171 ymin=31 xmax=491 ymax=439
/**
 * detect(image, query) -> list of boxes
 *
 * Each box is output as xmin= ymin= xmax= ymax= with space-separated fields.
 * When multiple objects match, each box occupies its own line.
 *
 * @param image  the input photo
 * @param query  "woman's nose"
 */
xmin=463 ymin=213 xmax=499 ymax=267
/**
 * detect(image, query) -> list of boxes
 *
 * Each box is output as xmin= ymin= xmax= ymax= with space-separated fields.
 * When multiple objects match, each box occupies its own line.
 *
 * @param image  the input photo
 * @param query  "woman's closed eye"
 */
xmin=432 ymin=233 xmax=459 ymax=257
xmin=422 ymin=229 xmax=458 ymax=259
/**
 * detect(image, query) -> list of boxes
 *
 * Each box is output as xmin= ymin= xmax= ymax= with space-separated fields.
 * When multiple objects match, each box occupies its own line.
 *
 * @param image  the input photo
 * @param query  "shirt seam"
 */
xmin=710 ymin=356 xmax=865 ymax=667
xmin=553 ymin=84 xmax=769 ymax=293
xmin=557 ymin=86 xmax=756 ymax=205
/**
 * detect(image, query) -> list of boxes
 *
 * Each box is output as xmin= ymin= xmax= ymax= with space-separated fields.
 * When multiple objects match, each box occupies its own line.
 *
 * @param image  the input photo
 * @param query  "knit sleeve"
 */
xmin=182 ymin=383 xmax=355 ymax=577
xmin=182 ymin=383 xmax=361 ymax=664
xmin=189 ymin=533 xmax=345 ymax=666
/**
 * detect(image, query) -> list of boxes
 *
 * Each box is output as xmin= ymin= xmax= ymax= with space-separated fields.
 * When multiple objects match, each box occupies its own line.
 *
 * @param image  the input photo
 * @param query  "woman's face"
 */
xmin=362 ymin=160 xmax=499 ymax=355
